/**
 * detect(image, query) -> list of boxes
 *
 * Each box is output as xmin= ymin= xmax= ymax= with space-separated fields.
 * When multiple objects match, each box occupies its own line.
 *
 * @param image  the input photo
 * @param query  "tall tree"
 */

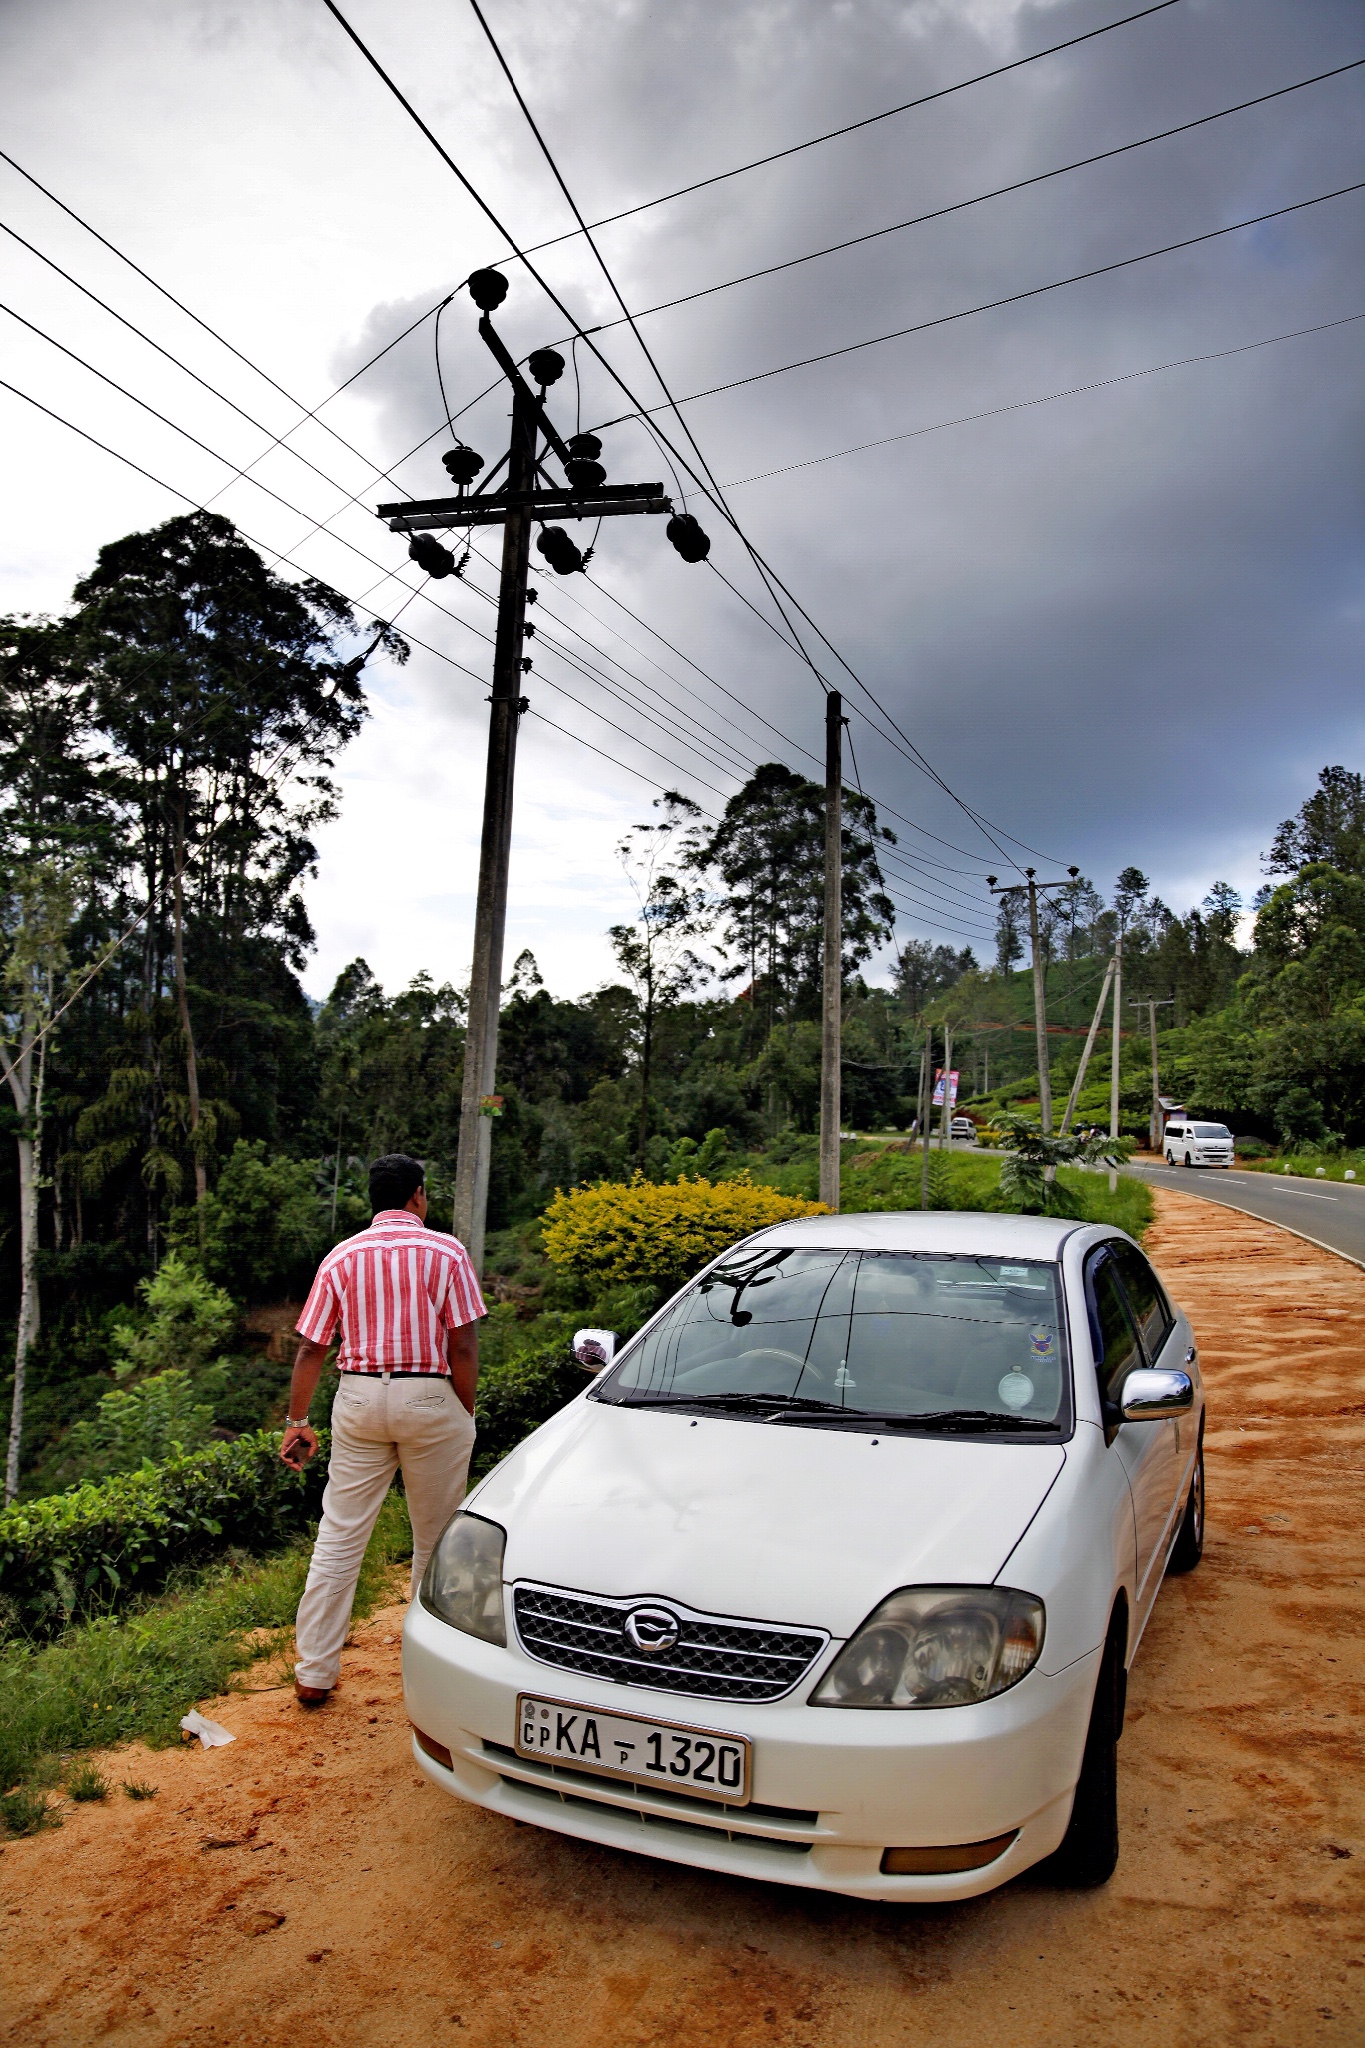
xmin=700 ymin=765 xmax=895 ymax=1029
xmin=1266 ymin=766 xmax=1365 ymax=878
xmin=609 ymin=797 xmax=712 ymax=1157
xmin=70 ymin=512 xmax=405 ymax=1244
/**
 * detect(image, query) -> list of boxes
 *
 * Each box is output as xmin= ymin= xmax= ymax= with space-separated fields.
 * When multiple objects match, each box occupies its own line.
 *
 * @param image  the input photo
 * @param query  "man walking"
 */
xmin=281 ymin=1153 xmax=485 ymax=1706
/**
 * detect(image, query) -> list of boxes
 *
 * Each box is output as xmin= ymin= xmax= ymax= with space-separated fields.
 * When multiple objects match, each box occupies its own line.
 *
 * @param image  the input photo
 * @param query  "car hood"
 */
xmin=470 ymin=1398 xmax=1065 ymax=1639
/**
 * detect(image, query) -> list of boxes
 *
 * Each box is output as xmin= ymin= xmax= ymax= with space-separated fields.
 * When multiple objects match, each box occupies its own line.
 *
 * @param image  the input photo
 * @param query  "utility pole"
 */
xmin=988 ymin=865 xmax=1079 ymax=1135
xmin=939 ymin=1021 xmax=955 ymax=1143
xmin=1110 ymin=925 xmax=1124 ymax=1146
xmin=1059 ymin=956 xmax=1116 ymax=1135
xmin=919 ymin=1024 xmax=933 ymax=1209
xmin=1130 ymin=995 xmax=1174 ymax=1151
xmin=377 ymin=268 xmax=705 ymax=1270
xmin=818 ymin=691 xmax=843 ymax=1212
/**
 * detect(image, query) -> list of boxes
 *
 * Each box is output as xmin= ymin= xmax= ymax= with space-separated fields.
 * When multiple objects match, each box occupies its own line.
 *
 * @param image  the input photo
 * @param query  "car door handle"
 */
xmin=1185 ymin=1346 xmax=1196 ymax=1365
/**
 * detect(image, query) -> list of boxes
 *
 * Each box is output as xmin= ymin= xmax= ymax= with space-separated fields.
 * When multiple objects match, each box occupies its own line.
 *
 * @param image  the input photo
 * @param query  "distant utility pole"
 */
xmin=987 ymin=865 xmax=1079 ymax=1135
xmin=818 ymin=691 xmax=843 ymax=1212
xmin=1059 ymin=956 xmax=1116 ymax=1135
xmin=377 ymin=268 xmax=708 ymax=1270
xmin=1110 ymin=924 xmax=1124 ymax=1147
xmin=1130 ymin=995 xmax=1174 ymax=1151
xmin=919 ymin=1024 xmax=933 ymax=1209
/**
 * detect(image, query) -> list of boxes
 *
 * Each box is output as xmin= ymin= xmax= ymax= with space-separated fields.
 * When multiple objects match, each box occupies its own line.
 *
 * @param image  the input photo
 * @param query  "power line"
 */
xmin=320 ymin=0 xmax=1048 ymax=878
xmin=485 ymin=0 xmax=1183 ymax=260
xmin=594 ymin=177 xmax=1365 ymax=425
xmin=720 ymin=308 xmax=1365 ymax=488
xmin=0 ymin=145 xmax=425 ymax=500
xmin=557 ymin=59 xmax=1364 ymax=345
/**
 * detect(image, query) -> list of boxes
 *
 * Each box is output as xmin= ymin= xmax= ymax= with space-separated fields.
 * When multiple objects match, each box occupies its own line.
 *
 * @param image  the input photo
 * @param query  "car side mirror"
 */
xmin=1119 ymin=1367 xmax=1193 ymax=1422
xmin=572 ymin=1328 xmax=616 ymax=1373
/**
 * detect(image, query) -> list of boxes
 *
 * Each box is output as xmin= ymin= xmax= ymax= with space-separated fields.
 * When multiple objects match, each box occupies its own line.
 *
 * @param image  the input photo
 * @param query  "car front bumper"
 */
xmin=402 ymin=1597 xmax=1100 ymax=1903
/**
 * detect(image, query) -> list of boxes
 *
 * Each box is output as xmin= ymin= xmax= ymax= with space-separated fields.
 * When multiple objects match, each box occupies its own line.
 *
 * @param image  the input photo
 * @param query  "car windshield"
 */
xmin=593 ymin=1247 xmax=1069 ymax=1432
xmin=1191 ymin=1123 xmax=1231 ymax=1138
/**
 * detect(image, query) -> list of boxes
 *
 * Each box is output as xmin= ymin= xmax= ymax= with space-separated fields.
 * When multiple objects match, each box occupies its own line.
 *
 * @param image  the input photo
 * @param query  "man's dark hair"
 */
xmin=369 ymin=1153 xmax=425 ymax=1214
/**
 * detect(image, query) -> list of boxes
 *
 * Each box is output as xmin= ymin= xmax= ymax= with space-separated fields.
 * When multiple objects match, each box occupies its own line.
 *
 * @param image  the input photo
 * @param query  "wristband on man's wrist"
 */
xmin=285 ymin=1416 xmax=312 ymax=1430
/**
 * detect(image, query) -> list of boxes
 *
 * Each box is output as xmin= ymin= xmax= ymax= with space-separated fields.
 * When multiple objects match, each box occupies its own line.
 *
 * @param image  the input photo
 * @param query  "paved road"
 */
xmin=1126 ymin=1159 xmax=1365 ymax=1267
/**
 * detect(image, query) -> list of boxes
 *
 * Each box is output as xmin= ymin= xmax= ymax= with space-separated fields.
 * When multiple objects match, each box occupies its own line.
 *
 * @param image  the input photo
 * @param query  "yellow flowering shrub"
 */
xmin=542 ymin=1173 xmax=829 ymax=1296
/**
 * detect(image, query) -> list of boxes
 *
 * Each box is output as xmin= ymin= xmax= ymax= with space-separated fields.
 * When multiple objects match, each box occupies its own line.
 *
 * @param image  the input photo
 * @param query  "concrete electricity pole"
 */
xmin=988 ymin=865 xmax=1079 ymax=1135
xmin=1130 ymin=995 xmax=1174 ymax=1151
xmin=377 ymin=269 xmax=706 ymax=1269
xmin=818 ymin=691 xmax=843 ymax=1212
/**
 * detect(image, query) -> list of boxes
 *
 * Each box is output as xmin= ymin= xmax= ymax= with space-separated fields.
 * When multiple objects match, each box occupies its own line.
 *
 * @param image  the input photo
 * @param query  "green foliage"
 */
xmin=111 ymin=1252 xmax=239 ymax=1379
xmin=993 ymin=1115 xmax=1130 ymax=1215
xmin=0 ymin=1429 xmax=330 ymax=1638
xmin=122 ymin=1776 xmax=157 ymax=1800
xmin=66 ymin=1758 xmax=109 ymax=1800
xmin=172 ymin=1140 xmax=361 ymax=1302
xmin=0 ymin=1491 xmax=410 ymax=1798
xmin=63 ymin=1370 xmax=217 ymax=1482
xmin=543 ymin=1173 xmax=828 ymax=1296
xmin=0 ymin=1785 xmax=61 ymax=1836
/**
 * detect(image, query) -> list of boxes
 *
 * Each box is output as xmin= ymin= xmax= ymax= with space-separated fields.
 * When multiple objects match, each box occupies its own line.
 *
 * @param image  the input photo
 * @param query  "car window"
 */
xmin=1192 ymin=1123 xmax=1230 ymax=1137
xmin=1086 ymin=1251 xmax=1141 ymax=1406
xmin=1108 ymin=1242 xmax=1174 ymax=1361
xmin=597 ymin=1248 xmax=1069 ymax=1429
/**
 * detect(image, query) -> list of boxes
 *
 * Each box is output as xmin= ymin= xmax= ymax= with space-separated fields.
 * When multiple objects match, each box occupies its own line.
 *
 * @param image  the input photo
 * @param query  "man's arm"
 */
xmin=280 ymin=1338 xmax=329 ymax=1469
xmin=447 ymin=1319 xmax=479 ymax=1416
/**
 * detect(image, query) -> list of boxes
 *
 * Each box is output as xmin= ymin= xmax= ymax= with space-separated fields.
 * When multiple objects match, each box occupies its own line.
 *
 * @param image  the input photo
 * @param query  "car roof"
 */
xmin=747 ymin=1210 xmax=1090 ymax=1258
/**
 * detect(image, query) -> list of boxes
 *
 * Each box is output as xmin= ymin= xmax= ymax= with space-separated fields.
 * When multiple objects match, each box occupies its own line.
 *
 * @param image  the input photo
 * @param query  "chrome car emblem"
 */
xmin=623 ymin=1605 xmax=680 ymax=1656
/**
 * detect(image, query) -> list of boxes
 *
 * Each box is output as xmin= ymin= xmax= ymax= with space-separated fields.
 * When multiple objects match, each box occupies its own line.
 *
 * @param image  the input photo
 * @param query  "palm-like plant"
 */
xmin=993 ymin=1113 xmax=1131 ymax=1214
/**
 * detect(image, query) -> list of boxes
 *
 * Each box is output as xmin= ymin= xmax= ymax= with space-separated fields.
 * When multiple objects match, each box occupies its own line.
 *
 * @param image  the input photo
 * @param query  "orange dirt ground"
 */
xmin=2 ymin=1187 xmax=1362 ymax=2048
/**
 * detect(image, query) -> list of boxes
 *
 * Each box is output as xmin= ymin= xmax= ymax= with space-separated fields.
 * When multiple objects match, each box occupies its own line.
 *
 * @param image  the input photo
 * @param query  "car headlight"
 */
xmin=811 ymin=1586 xmax=1044 ymax=1708
xmin=418 ymin=1512 xmax=507 ymax=1644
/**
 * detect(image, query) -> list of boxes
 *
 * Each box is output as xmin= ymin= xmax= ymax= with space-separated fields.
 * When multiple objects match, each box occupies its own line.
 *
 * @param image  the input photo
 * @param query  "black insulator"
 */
xmin=564 ymin=457 xmax=607 ymax=490
xmin=441 ymin=444 xmax=484 ymax=488
xmin=566 ymin=432 xmax=602 ymax=460
xmin=468 ymin=268 xmax=509 ymax=311
xmin=409 ymin=533 xmax=457 ymax=579
xmin=527 ymin=347 xmax=566 ymax=388
xmin=666 ymin=512 xmax=711 ymax=563
xmin=536 ymin=525 xmax=585 ymax=575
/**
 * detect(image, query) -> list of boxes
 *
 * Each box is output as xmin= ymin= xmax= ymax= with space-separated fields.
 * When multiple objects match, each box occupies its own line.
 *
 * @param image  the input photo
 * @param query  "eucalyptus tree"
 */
xmin=69 ymin=511 xmax=405 ymax=1239
xmin=609 ymin=795 xmax=713 ymax=1157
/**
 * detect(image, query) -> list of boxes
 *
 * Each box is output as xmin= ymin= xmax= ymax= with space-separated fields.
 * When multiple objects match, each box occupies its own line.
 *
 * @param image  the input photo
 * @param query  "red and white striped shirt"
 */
xmin=295 ymin=1211 xmax=486 ymax=1374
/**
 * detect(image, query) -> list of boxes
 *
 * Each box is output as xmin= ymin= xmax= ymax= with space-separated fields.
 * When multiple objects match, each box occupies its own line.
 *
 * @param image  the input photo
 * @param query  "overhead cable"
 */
xmin=559 ymin=59 xmax=1365 ymax=344
xmin=594 ymin=178 xmax=1365 ymax=424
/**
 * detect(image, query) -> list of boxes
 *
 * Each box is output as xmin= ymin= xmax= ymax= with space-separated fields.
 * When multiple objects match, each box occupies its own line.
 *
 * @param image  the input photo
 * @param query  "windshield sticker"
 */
xmin=1000 ymin=1266 xmax=1030 ymax=1281
xmin=1029 ymin=1324 xmax=1057 ymax=1361
xmin=998 ymin=1371 xmax=1035 ymax=1411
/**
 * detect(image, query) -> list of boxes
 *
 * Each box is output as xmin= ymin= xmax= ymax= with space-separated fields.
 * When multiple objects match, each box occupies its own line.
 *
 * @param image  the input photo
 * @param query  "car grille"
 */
xmin=512 ymin=1582 xmax=828 ymax=1703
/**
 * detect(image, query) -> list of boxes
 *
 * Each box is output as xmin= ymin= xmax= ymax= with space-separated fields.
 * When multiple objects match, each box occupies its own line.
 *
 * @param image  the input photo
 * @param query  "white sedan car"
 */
xmin=404 ymin=1212 xmax=1204 ymax=1902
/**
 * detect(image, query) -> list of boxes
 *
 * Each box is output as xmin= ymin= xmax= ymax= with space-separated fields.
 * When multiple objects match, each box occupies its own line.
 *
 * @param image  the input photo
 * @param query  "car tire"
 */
xmin=1046 ymin=1625 xmax=1122 ymax=1889
xmin=1168 ymin=1435 xmax=1205 ymax=1575
xmin=1184 ymin=1151 xmax=1193 ymax=1167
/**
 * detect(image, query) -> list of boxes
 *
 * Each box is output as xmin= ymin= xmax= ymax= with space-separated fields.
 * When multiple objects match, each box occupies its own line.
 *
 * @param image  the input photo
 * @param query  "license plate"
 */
xmin=515 ymin=1693 xmax=751 ymax=1805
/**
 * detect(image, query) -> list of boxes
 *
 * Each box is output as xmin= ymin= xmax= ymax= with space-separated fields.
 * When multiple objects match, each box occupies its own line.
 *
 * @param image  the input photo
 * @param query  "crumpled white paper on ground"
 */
xmin=180 ymin=1710 xmax=235 ymax=1748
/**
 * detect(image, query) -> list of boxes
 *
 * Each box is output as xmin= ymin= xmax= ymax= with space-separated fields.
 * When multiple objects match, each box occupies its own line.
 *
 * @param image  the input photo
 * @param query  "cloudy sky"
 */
xmin=2 ymin=0 xmax=1361 ymax=1000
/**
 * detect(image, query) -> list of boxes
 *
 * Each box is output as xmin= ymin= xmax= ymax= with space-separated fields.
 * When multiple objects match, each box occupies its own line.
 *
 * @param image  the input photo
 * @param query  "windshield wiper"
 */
xmin=867 ymin=1409 xmax=1060 ymax=1434
xmin=609 ymin=1390 xmax=846 ymax=1413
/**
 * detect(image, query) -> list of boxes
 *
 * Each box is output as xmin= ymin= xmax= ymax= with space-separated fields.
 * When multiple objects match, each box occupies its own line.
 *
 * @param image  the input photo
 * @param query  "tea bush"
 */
xmin=0 ymin=1431 xmax=329 ymax=1639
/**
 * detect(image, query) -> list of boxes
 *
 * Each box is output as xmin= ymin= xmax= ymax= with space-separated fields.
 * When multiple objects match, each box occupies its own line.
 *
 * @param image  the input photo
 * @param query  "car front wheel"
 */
xmin=1184 ymin=1151 xmax=1193 ymax=1167
xmin=1168 ymin=1436 xmax=1205 ymax=1574
xmin=1046 ymin=1625 xmax=1122 ymax=1888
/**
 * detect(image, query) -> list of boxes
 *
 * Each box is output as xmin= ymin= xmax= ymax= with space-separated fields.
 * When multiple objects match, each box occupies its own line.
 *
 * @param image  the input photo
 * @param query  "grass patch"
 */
xmin=65 ymin=1758 xmax=109 ymax=1801
xmin=1239 ymin=1149 xmax=1365 ymax=1184
xmin=0 ymin=1785 xmax=62 ymax=1836
xmin=122 ymin=1776 xmax=157 ymax=1800
xmin=0 ymin=1489 xmax=411 ymax=1809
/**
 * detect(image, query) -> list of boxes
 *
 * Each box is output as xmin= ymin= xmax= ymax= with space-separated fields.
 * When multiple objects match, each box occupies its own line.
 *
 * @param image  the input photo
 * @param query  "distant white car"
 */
xmin=949 ymin=1115 xmax=976 ymax=1140
xmin=1164 ymin=1119 xmax=1234 ymax=1167
xmin=405 ymin=1212 xmax=1203 ymax=1902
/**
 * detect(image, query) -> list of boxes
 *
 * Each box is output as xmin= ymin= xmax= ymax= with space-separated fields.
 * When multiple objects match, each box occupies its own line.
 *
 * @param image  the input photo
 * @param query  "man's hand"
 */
xmin=280 ymin=1337 xmax=330 ymax=1468
xmin=280 ymin=1423 xmax=319 ymax=1472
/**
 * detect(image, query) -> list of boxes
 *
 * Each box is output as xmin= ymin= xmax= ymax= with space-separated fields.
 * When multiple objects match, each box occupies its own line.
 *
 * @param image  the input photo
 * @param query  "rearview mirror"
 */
xmin=1120 ymin=1367 xmax=1193 ymax=1422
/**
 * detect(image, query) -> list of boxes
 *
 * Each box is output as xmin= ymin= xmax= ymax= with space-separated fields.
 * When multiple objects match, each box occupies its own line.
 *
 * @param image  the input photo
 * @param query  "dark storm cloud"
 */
xmin=336 ymin=0 xmax=1365 ymax=944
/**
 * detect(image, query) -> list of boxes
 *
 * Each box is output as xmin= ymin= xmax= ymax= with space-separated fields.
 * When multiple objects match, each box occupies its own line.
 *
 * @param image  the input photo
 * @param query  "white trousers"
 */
xmin=294 ymin=1372 xmax=476 ymax=1690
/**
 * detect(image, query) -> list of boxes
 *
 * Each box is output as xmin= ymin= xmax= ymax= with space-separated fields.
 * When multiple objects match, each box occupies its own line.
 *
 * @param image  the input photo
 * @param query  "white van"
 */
xmin=1163 ymin=1120 xmax=1233 ymax=1167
